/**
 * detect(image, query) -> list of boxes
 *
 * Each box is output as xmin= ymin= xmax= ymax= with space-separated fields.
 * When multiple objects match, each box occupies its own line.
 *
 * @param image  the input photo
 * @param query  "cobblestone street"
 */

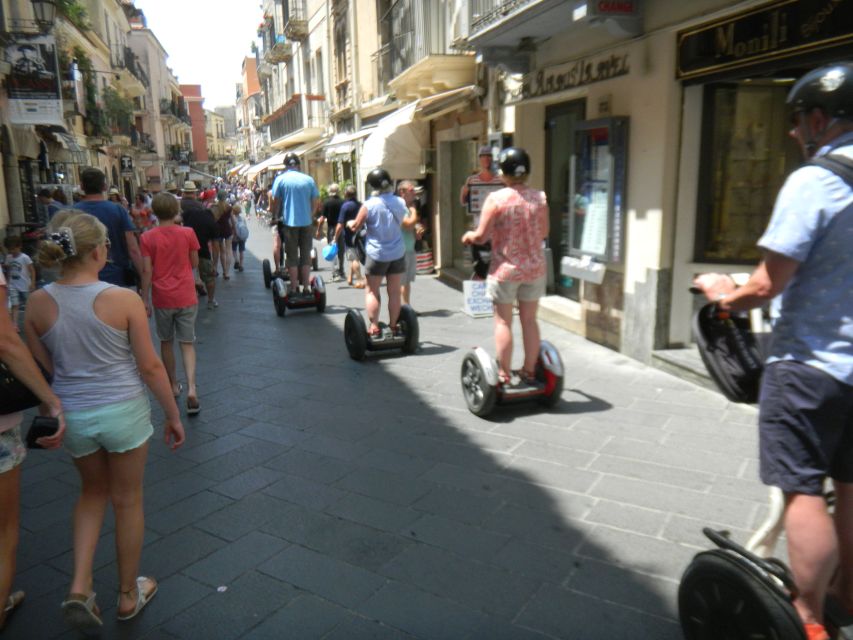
xmin=5 ymin=219 xmax=768 ymax=639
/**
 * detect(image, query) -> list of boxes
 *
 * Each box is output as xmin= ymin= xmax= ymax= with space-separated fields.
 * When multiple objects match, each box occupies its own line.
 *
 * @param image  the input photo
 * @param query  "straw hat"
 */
xmin=181 ymin=180 xmax=198 ymax=192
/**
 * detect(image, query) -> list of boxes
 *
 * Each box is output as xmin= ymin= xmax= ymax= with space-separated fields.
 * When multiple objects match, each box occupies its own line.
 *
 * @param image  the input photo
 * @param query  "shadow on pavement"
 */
xmin=8 ymin=218 xmax=685 ymax=640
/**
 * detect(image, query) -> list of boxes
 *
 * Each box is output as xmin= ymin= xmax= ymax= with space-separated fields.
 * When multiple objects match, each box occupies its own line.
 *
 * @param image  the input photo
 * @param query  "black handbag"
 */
xmin=0 ymin=360 xmax=50 ymax=415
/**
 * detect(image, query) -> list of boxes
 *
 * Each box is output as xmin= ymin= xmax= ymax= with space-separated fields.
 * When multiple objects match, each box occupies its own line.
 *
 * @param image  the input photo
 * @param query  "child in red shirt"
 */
xmin=140 ymin=193 xmax=202 ymax=415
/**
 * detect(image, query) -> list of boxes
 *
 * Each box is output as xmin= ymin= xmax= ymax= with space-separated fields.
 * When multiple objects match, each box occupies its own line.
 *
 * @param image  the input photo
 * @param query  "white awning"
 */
xmin=227 ymin=163 xmax=248 ymax=177
xmin=359 ymin=102 xmax=428 ymax=180
xmin=325 ymin=128 xmax=376 ymax=161
xmin=416 ymin=85 xmax=480 ymax=121
xmin=246 ymin=152 xmax=286 ymax=182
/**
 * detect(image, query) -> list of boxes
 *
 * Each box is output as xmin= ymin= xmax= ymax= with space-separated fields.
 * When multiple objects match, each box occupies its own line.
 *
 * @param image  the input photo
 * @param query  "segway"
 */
xmin=680 ymin=300 xmax=852 ymax=640
xmin=460 ymin=341 xmax=563 ymax=417
xmin=344 ymin=305 xmax=418 ymax=360
xmin=271 ymin=275 xmax=326 ymax=317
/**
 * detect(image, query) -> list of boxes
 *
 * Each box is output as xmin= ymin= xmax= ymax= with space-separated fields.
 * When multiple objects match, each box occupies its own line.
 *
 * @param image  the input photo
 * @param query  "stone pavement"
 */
xmin=5 ymin=218 xmax=770 ymax=639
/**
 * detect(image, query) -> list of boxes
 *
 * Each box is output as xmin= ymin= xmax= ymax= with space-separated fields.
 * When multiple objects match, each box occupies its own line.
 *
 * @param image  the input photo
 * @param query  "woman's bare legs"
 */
xmin=0 ymin=465 xmax=21 ymax=629
xmin=518 ymin=299 xmax=541 ymax=374
xmin=210 ymin=241 xmax=220 ymax=276
xmin=109 ymin=443 xmax=150 ymax=617
xmin=69 ymin=450 xmax=110 ymax=598
xmin=365 ymin=275 xmax=383 ymax=333
xmin=494 ymin=302 xmax=514 ymax=380
xmin=386 ymin=272 xmax=403 ymax=329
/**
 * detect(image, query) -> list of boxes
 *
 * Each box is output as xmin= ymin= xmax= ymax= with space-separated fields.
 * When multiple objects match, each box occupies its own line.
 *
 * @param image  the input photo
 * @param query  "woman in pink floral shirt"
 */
xmin=462 ymin=147 xmax=549 ymax=387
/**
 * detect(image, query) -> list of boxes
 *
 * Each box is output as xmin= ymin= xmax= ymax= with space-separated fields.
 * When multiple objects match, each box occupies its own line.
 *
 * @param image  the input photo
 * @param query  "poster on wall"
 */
xmin=6 ymin=35 xmax=64 ymax=127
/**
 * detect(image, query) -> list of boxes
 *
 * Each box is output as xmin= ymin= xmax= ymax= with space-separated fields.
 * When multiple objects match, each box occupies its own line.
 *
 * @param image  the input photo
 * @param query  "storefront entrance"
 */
xmin=545 ymin=99 xmax=585 ymax=298
xmin=449 ymin=139 xmax=476 ymax=272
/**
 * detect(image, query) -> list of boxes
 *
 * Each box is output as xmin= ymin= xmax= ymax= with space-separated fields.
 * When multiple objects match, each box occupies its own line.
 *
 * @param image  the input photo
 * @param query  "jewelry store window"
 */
xmin=694 ymin=80 xmax=800 ymax=264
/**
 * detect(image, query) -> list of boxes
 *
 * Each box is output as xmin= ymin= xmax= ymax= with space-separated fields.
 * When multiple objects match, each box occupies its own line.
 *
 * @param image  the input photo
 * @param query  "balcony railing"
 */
xmin=379 ymin=0 xmax=457 ymax=81
xmin=371 ymin=43 xmax=393 ymax=98
xmin=267 ymin=95 xmax=326 ymax=142
xmin=123 ymin=47 xmax=149 ymax=86
xmin=265 ymin=36 xmax=293 ymax=64
xmin=168 ymin=145 xmax=194 ymax=163
xmin=283 ymin=0 xmax=308 ymax=40
xmin=160 ymin=99 xmax=191 ymax=126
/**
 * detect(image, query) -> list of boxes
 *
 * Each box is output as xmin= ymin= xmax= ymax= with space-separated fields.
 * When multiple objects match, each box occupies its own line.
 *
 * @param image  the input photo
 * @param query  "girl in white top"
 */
xmin=24 ymin=211 xmax=184 ymax=630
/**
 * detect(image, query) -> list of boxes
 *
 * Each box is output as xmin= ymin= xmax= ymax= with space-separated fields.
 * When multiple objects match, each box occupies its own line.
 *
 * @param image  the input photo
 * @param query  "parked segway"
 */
xmin=460 ymin=342 xmax=563 ymax=417
xmin=271 ymin=274 xmax=326 ymax=317
xmin=344 ymin=305 xmax=418 ymax=360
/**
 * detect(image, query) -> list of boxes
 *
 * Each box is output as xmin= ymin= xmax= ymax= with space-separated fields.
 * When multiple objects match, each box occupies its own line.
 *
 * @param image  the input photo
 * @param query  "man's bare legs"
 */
xmin=160 ymin=340 xmax=180 ymax=395
xmin=180 ymin=342 xmax=198 ymax=408
xmin=833 ymin=481 xmax=853 ymax=611
xmin=786 ymin=493 xmax=839 ymax=627
xmin=272 ymin=232 xmax=282 ymax=272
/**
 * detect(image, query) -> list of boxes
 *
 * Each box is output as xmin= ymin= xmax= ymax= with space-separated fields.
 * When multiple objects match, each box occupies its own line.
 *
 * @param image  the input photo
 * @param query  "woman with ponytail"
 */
xmin=24 ymin=211 xmax=185 ymax=630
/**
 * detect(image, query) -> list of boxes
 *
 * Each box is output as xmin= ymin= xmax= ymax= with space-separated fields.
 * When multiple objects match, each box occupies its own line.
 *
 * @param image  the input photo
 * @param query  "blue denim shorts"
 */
xmin=0 ymin=424 xmax=26 ymax=474
xmin=63 ymin=394 xmax=153 ymax=459
xmin=759 ymin=361 xmax=853 ymax=495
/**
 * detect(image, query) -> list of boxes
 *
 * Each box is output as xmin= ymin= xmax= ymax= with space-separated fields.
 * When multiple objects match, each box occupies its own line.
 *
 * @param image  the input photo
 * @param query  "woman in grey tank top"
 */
xmin=24 ymin=212 xmax=185 ymax=630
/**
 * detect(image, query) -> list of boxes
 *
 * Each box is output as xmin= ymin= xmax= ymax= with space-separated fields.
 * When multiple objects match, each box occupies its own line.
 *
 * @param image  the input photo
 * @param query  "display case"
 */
xmin=566 ymin=117 xmax=629 ymax=264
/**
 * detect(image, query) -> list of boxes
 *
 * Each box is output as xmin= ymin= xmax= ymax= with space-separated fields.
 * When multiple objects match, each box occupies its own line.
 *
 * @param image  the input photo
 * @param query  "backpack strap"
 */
xmin=809 ymin=153 xmax=853 ymax=188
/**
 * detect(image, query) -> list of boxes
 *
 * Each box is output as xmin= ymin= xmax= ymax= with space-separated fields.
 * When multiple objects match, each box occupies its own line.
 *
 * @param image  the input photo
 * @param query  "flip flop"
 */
xmin=61 ymin=592 xmax=102 ymax=629
xmin=117 ymin=577 xmax=158 ymax=622
xmin=2 ymin=590 xmax=24 ymax=628
xmin=187 ymin=396 xmax=201 ymax=416
xmin=173 ymin=383 xmax=183 ymax=397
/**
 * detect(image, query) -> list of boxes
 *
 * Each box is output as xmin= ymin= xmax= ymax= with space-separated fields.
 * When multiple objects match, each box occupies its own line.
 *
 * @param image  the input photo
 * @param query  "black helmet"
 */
xmin=366 ymin=168 xmax=392 ymax=190
xmin=787 ymin=62 xmax=853 ymax=119
xmin=498 ymin=147 xmax=530 ymax=178
xmin=284 ymin=152 xmax=300 ymax=168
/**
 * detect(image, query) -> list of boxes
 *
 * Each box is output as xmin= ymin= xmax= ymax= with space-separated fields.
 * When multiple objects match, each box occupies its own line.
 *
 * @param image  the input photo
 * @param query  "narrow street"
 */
xmin=7 ymin=218 xmax=767 ymax=640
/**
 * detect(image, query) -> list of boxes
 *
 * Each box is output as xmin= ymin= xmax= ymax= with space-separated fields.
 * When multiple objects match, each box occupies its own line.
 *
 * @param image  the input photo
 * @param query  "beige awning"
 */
xmin=416 ymin=85 xmax=481 ymax=121
xmin=246 ymin=152 xmax=286 ymax=182
xmin=359 ymin=102 xmax=428 ymax=180
xmin=325 ymin=128 xmax=375 ymax=161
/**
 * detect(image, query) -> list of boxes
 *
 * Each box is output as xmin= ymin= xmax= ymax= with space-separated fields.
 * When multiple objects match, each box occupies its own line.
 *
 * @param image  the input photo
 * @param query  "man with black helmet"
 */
xmin=270 ymin=152 xmax=320 ymax=295
xmin=346 ymin=168 xmax=407 ymax=337
xmin=693 ymin=62 xmax=853 ymax=640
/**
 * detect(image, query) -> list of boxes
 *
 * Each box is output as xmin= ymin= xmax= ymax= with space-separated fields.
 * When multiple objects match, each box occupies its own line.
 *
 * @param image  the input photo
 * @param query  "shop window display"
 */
xmin=695 ymin=81 xmax=800 ymax=264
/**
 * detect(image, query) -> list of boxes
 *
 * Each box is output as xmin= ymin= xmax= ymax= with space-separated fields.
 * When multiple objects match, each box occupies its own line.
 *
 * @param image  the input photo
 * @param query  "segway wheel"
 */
xmin=399 ymin=305 xmax=419 ymax=354
xmin=344 ymin=310 xmax=367 ymax=360
xmin=460 ymin=353 xmax=497 ymax=417
xmin=679 ymin=550 xmax=806 ymax=640
xmin=537 ymin=361 xmax=563 ymax=408
xmin=272 ymin=285 xmax=286 ymax=317
xmin=262 ymin=259 xmax=272 ymax=289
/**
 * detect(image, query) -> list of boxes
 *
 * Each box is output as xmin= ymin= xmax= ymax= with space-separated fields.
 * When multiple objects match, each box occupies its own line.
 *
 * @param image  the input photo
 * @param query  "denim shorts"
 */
xmin=8 ymin=288 xmax=27 ymax=308
xmin=63 ymin=394 xmax=153 ymax=459
xmin=759 ymin=361 xmax=853 ymax=495
xmin=0 ymin=424 xmax=26 ymax=474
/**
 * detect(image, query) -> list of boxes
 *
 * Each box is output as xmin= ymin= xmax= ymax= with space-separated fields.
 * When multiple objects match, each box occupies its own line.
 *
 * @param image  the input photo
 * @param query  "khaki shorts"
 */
xmin=486 ymin=275 xmax=546 ymax=305
xmin=283 ymin=225 xmax=313 ymax=268
xmin=154 ymin=305 xmax=198 ymax=342
xmin=198 ymin=257 xmax=215 ymax=283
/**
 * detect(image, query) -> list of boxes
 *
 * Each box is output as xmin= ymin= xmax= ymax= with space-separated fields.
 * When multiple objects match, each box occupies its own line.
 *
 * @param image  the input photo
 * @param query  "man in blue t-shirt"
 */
xmin=73 ymin=167 xmax=143 ymax=287
xmin=693 ymin=63 xmax=853 ymax=640
xmin=333 ymin=185 xmax=363 ymax=287
xmin=270 ymin=153 xmax=319 ymax=295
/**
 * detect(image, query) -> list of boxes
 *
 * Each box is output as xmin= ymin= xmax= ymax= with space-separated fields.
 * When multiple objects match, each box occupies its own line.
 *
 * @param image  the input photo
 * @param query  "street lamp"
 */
xmin=31 ymin=0 xmax=57 ymax=34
